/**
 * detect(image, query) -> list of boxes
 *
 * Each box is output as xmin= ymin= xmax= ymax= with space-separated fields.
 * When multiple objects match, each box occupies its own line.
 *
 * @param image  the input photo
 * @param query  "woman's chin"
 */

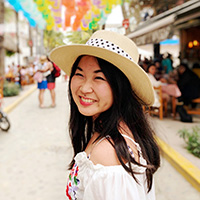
xmin=79 ymin=110 xmax=99 ymax=119
xmin=79 ymin=110 xmax=94 ymax=117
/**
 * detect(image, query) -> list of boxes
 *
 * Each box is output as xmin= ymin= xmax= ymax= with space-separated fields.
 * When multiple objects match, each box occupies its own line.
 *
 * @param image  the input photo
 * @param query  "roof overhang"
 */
xmin=127 ymin=14 xmax=176 ymax=39
xmin=130 ymin=25 xmax=174 ymax=46
xmin=126 ymin=15 xmax=175 ymax=46
xmin=126 ymin=0 xmax=200 ymax=46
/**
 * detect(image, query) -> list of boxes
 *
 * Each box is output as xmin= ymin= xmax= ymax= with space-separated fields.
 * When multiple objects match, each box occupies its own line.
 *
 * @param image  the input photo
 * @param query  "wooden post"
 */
xmin=15 ymin=11 xmax=20 ymax=66
xmin=121 ymin=2 xmax=131 ymax=34
xmin=29 ymin=25 xmax=33 ymax=56
xmin=0 ymin=0 xmax=5 ymax=76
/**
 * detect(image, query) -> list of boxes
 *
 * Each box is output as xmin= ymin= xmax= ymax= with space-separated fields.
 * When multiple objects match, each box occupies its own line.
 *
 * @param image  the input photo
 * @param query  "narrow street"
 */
xmin=0 ymin=79 xmax=72 ymax=200
xmin=0 ymin=79 xmax=199 ymax=200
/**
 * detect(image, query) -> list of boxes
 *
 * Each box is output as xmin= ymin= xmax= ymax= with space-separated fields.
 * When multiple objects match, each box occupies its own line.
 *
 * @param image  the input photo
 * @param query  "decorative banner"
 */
xmin=34 ymin=0 xmax=55 ymax=30
xmin=7 ymin=0 xmax=123 ymax=31
xmin=62 ymin=0 xmax=121 ymax=31
xmin=80 ymin=0 xmax=122 ymax=31
xmin=72 ymin=0 xmax=91 ymax=31
xmin=62 ymin=0 xmax=76 ymax=28
xmin=7 ymin=0 xmax=36 ymax=27
xmin=81 ymin=10 xmax=91 ymax=31
xmin=48 ymin=0 xmax=62 ymax=30
xmin=93 ymin=0 xmax=106 ymax=9
xmin=98 ymin=10 xmax=108 ymax=25
xmin=18 ymin=0 xmax=46 ymax=29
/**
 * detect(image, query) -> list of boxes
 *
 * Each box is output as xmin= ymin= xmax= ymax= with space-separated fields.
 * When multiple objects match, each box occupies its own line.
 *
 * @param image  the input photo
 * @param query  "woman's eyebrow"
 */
xmin=76 ymin=67 xmax=102 ymax=73
xmin=94 ymin=69 xmax=103 ymax=73
xmin=76 ymin=66 xmax=82 ymax=71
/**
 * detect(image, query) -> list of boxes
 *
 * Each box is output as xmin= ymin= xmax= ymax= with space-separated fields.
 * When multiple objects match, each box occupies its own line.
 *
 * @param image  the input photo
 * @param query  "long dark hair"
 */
xmin=68 ymin=55 xmax=160 ymax=192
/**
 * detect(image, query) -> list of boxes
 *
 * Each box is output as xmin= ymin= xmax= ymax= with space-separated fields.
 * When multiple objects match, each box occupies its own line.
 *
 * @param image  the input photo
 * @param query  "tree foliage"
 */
xmin=4 ymin=7 xmax=15 ymax=23
xmin=65 ymin=29 xmax=95 ymax=44
xmin=43 ymin=30 xmax=65 ymax=52
xmin=6 ymin=50 xmax=15 ymax=57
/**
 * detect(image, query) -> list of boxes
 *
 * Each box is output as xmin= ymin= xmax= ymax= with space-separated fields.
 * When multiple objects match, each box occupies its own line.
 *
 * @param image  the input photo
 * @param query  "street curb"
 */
xmin=3 ymin=85 xmax=37 ymax=114
xmin=156 ymin=137 xmax=200 ymax=192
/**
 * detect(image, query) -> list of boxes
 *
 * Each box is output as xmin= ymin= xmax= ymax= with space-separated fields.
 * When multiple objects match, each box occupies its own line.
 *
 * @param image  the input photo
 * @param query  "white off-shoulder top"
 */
xmin=66 ymin=135 xmax=156 ymax=200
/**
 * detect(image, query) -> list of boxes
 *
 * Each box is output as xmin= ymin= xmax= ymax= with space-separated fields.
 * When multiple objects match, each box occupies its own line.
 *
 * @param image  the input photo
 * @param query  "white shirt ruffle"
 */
xmin=67 ymin=151 xmax=155 ymax=200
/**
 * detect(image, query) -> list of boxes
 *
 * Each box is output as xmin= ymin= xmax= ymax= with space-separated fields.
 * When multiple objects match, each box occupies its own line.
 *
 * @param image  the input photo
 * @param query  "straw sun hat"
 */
xmin=40 ymin=55 xmax=48 ymax=63
xmin=50 ymin=30 xmax=154 ymax=106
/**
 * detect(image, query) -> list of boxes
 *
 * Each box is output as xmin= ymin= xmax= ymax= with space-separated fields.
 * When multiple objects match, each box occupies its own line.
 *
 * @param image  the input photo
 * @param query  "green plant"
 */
xmin=43 ymin=30 xmax=65 ymax=52
xmin=178 ymin=126 xmax=200 ymax=158
xmin=3 ymin=81 xmax=20 ymax=97
xmin=65 ymin=30 xmax=94 ymax=44
xmin=6 ymin=50 xmax=15 ymax=57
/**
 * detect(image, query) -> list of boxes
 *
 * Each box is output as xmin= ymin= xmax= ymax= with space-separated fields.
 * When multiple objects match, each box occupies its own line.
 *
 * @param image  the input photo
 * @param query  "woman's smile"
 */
xmin=80 ymin=96 xmax=96 ymax=105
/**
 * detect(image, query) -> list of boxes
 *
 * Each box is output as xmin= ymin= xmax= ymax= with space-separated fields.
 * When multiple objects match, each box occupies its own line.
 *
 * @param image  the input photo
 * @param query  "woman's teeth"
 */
xmin=81 ymin=97 xmax=94 ymax=103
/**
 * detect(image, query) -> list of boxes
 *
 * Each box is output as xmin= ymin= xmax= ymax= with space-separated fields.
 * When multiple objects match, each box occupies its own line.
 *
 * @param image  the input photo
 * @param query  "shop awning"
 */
xmin=127 ymin=15 xmax=176 ymax=46
xmin=127 ymin=14 xmax=175 ymax=39
xmin=126 ymin=0 xmax=200 ymax=46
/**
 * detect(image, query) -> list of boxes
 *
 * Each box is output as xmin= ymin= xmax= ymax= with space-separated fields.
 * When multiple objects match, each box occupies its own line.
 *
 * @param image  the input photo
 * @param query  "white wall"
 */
xmin=4 ymin=10 xmax=38 ymax=68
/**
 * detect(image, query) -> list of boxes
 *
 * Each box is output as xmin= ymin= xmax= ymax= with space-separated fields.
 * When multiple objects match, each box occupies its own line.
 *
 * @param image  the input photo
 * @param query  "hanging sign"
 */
xmin=122 ymin=18 xmax=129 ymax=29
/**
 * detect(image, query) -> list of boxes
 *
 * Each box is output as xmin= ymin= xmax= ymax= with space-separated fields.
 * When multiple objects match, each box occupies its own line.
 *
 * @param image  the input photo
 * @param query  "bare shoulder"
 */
xmin=47 ymin=61 xmax=53 ymax=70
xmin=89 ymin=137 xmax=121 ymax=166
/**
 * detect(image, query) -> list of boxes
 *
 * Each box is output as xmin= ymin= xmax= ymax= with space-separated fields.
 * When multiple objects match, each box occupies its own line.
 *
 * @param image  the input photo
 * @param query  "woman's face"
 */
xmin=148 ymin=65 xmax=156 ymax=75
xmin=178 ymin=65 xmax=186 ymax=74
xmin=70 ymin=56 xmax=113 ymax=118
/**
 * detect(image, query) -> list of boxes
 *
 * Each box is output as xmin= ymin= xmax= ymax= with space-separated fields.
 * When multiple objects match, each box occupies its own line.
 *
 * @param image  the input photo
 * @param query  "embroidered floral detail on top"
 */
xmin=66 ymin=163 xmax=80 ymax=200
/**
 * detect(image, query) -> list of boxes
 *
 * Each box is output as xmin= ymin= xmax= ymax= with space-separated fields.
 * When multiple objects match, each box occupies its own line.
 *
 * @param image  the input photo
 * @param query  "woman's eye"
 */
xmin=75 ymin=73 xmax=83 ymax=77
xmin=95 ymin=76 xmax=105 ymax=81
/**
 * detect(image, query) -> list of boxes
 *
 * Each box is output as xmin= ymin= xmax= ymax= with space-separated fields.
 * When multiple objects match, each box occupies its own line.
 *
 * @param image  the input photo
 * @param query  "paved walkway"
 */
xmin=0 ymin=79 xmax=199 ymax=200
xmin=152 ymin=116 xmax=200 ymax=169
xmin=0 ymin=80 xmax=72 ymax=200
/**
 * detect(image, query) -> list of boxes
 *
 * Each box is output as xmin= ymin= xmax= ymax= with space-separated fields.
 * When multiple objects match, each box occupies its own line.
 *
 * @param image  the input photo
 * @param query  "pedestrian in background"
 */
xmin=147 ymin=63 xmax=181 ymax=105
xmin=177 ymin=63 xmax=200 ymax=107
xmin=50 ymin=30 xmax=160 ymax=199
xmin=5 ymin=65 xmax=14 ymax=82
xmin=161 ymin=52 xmax=173 ymax=74
xmin=36 ymin=55 xmax=50 ymax=108
xmin=46 ymin=57 xmax=56 ymax=108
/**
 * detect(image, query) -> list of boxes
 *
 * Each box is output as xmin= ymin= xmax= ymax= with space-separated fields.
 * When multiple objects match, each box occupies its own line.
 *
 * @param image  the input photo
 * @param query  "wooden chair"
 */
xmin=193 ymin=68 xmax=200 ymax=78
xmin=187 ymin=98 xmax=200 ymax=115
xmin=148 ymin=86 xmax=168 ymax=120
xmin=171 ymin=96 xmax=177 ymax=119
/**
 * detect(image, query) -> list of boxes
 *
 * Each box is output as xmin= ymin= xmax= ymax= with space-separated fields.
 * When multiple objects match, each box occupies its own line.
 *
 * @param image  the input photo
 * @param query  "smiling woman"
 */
xmin=50 ymin=30 xmax=160 ymax=200
xmin=70 ymin=56 xmax=113 ymax=118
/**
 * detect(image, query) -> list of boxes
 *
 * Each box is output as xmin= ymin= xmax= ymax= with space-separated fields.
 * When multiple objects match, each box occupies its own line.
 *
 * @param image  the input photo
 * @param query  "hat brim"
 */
xmin=50 ymin=44 xmax=154 ymax=106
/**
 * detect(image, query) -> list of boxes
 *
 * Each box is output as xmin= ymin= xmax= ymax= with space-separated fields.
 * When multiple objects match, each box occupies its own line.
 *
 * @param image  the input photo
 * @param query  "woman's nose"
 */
xmin=80 ymin=79 xmax=93 ymax=93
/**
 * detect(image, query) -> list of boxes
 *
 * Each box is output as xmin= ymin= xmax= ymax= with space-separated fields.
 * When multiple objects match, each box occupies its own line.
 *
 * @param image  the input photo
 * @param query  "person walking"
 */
xmin=50 ymin=30 xmax=160 ymax=199
xmin=36 ymin=55 xmax=51 ymax=108
xmin=46 ymin=57 xmax=56 ymax=108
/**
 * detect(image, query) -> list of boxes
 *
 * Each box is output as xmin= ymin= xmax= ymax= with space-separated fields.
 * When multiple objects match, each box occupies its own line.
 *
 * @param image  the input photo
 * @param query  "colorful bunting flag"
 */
xmin=6 ymin=0 xmax=123 ymax=31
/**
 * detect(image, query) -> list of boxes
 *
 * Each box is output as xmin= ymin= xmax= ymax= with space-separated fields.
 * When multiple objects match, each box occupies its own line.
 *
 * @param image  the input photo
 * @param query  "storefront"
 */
xmin=126 ymin=0 xmax=200 ymax=67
